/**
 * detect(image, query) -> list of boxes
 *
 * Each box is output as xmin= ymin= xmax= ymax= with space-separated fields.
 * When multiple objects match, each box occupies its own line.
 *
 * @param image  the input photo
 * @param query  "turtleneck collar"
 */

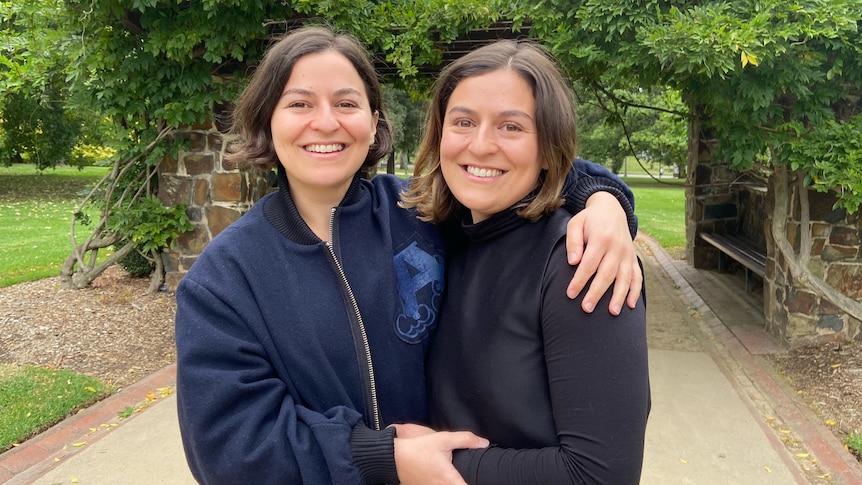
xmin=459 ymin=184 xmax=545 ymax=244
xmin=263 ymin=165 xmax=364 ymax=244
xmin=460 ymin=207 xmax=530 ymax=244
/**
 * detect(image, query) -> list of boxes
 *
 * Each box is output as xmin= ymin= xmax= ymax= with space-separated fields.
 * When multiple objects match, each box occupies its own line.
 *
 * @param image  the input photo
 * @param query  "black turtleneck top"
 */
xmin=427 ymin=207 xmax=651 ymax=484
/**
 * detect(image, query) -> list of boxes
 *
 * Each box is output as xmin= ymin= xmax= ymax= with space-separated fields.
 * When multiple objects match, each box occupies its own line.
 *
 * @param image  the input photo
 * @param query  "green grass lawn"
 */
xmin=0 ymin=164 xmax=109 ymax=287
xmin=0 ymin=164 xmax=115 ymax=452
xmin=0 ymin=364 xmax=113 ymax=452
xmin=625 ymin=177 xmax=686 ymax=253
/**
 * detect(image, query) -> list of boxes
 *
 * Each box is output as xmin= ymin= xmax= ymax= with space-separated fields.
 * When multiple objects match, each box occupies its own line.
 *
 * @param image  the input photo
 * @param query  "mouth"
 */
xmin=305 ymin=143 xmax=345 ymax=154
xmin=465 ymin=165 xmax=504 ymax=178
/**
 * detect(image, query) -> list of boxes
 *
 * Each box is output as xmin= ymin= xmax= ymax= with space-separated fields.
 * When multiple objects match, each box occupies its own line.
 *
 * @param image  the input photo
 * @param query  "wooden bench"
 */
xmin=700 ymin=233 xmax=766 ymax=292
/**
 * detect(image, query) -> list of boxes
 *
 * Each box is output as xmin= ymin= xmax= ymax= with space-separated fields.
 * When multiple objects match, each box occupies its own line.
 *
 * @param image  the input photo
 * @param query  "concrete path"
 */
xmin=2 ymin=234 xmax=861 ymax=484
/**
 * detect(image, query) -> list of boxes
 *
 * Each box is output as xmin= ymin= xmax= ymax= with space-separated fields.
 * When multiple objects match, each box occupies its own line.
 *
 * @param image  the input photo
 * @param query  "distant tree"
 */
xmin=384 ymin=87 xmax=426 ymax=172
xmin=0 ymin=0 xmax=91 ymax=169
xmin=576 ymin=86 xmax=686 ymax=178
xmin=0 ymin=90 xmax=79 ymax=168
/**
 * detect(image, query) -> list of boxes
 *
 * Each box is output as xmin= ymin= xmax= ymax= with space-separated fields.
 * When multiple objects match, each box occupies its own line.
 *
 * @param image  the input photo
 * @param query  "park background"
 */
xmin=1 ymin=0 xmax=860 ymax=469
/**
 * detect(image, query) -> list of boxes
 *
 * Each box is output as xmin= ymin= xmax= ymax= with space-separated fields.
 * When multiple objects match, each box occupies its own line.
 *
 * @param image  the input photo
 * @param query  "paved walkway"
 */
xmin=2 ymin=234 xmax=862 ymax=484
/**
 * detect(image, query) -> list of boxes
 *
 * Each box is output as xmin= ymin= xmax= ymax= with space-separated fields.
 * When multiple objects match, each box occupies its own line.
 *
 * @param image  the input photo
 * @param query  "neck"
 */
xmin=290 ymin=190 xmax=339 ymax=242
xmin=275 ymin=166 xmax=361 ymax=242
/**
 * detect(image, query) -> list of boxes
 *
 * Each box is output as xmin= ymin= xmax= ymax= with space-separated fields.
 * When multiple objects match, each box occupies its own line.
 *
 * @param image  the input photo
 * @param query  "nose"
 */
xmin=309 ymin=105 xmax=340 ymax=132
xmin=468 ymin=124 xmax=498 ymax=156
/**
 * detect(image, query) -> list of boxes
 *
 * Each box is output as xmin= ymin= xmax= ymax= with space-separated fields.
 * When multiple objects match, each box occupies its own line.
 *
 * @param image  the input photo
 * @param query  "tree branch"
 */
xmin=771 ymin=165 xmax=862 ymax=322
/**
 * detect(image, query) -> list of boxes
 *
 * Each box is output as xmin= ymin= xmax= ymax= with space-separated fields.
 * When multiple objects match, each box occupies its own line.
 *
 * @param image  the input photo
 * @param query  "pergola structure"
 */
xmin=372 ymin=21 xmax=530 ymax=78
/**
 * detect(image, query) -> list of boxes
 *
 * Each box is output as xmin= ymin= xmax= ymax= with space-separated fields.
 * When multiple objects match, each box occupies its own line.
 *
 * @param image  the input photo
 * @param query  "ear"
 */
xmin=371 ymin=110 xmax=380 ymax=141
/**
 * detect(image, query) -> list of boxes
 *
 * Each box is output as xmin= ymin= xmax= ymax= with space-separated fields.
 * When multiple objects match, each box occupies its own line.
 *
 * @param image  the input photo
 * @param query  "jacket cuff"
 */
xmin=350 ymin=423 xmax=399 ymax=484
xmin=564 ymin=175 xmax=639 ymax=239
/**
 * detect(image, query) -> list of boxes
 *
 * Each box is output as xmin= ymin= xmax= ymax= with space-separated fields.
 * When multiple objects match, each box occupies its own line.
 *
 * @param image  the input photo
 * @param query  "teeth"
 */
xmin=306 ymin=144 xmax=344 ymax=153
xmin=466 ymin=166 xmax=503 ymax=178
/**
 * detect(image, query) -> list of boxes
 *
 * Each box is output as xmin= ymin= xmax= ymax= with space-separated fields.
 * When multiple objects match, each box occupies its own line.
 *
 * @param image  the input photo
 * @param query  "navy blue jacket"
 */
xmin=175 ymin=160 xmax=635 ymax=484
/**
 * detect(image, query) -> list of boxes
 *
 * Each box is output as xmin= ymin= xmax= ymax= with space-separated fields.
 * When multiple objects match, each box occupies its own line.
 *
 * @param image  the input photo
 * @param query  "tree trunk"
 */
xmin=60 ymin=239 xmax=134 ymax=289
xmin=147 ymin=252 xmax=165 ymax=294
xmin=386 ymin=151 xmax=395 ymax=174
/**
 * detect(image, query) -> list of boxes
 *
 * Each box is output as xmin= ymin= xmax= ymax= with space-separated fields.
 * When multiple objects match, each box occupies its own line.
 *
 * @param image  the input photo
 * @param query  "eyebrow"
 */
xmin=447 ymin=105 xmax=534 ymax=122
xmin=280 ymin=87 xmax=364 ymax=99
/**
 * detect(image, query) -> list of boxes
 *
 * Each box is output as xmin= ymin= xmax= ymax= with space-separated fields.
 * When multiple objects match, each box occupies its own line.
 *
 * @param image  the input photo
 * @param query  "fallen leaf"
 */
xmin=825 ymin=419 xmax=837 ymax=426
xmin=764 ymin=466 xmax=772 ymax=473
xmin=795 ymin=452 xmax=810 ymax=458
xmin=145 ymin=391 xmax=157 ymax=402
xmin=831 ymin=363 xmax=842 ymax=369
xmin=72 ymin=442 xmax=86 ymax=447
xmin=680 ymin=458 xmax=688 ymax=464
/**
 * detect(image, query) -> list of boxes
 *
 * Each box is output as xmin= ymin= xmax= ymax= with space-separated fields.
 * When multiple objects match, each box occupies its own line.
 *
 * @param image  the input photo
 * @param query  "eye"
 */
xmin=502 ymin=122 xmax=522 ymax=132
xmin=286 ymin=100 xmax=310 ymax=109
xmin=336 ymin=100 xmax=360 ymax=109
xmin=454 ymin=118 xmax=473 ymax=128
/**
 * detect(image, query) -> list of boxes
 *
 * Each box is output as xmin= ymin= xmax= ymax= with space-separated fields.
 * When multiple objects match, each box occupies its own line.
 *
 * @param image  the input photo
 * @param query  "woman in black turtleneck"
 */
xmin=401 ymin=40 xmax=651 ymax=485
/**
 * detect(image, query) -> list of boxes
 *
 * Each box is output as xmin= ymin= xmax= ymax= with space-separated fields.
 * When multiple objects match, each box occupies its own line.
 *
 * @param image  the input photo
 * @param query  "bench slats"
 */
xmin=700 ymin=233 xmax=766 ymax=291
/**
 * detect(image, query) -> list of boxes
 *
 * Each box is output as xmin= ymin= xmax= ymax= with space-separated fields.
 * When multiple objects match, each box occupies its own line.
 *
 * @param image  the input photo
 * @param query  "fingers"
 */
xmin=605 ymin=260 xmax=632 ymax=316
xmin=445 ymin=431 xmax=490 ymax=450
xmin=583 ymin=245 xmax=642 ymax=314
xmin=566 ymin=253 xmax=597 ymax=301
xmin=626 ymin=259 xmax=644 ymax=309
xmin=580 ymin=256 xmax=618 ymax=314
xmin=565 ymin=213 xmax=586 ymax=265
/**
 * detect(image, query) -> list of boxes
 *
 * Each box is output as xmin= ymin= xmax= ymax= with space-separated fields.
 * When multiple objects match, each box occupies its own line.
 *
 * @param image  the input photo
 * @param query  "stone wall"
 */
xmin=158 ymin=122 xmax=271 ymax=291
xmin=764 ymin=182 xmax=862 ymax=345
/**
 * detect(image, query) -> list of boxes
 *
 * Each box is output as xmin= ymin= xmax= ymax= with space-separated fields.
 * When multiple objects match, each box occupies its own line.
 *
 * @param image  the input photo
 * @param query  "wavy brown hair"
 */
xmin=400 ymin=40 xmax=576 ymax=223
xmin=226 ymin=26 xmax=392 ymax=170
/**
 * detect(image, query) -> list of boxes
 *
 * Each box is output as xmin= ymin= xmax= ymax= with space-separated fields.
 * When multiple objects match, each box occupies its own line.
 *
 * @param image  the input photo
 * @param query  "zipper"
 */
xmin=326 ymin=207 xmax=381 ymax=430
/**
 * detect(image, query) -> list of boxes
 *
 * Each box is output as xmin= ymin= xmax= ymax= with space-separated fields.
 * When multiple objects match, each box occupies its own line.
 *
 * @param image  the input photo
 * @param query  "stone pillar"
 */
xmin=158 ymin=121 xmax=271 ymax=291
xmin=685 ymin=111 xmax=741 ymax=270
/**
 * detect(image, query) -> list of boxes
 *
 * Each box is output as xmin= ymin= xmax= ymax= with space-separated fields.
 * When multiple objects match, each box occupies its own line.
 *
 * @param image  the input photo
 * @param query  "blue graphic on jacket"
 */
xmin=393 ymin=241 xmax=444 ymax=343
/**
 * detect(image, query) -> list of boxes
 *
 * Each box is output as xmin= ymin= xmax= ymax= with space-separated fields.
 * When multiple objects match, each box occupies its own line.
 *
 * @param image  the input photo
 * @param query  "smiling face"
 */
xmin=439 ymin=69 xmax=544 ymax=223
xmin=270 ymin=50 xmax=378 ymax=205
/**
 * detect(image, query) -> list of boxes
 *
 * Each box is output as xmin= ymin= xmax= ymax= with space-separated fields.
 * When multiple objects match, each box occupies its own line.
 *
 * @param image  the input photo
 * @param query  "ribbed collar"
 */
xmin=263 ymin=165 xmax=364 ymax=245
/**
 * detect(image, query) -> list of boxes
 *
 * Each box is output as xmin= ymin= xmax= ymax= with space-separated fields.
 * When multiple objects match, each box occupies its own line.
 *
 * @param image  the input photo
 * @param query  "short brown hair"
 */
xmin=226 ymin=26 xmax=392 ymax=169
xmin=401 ymin=40 xmax=576 ymax=223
